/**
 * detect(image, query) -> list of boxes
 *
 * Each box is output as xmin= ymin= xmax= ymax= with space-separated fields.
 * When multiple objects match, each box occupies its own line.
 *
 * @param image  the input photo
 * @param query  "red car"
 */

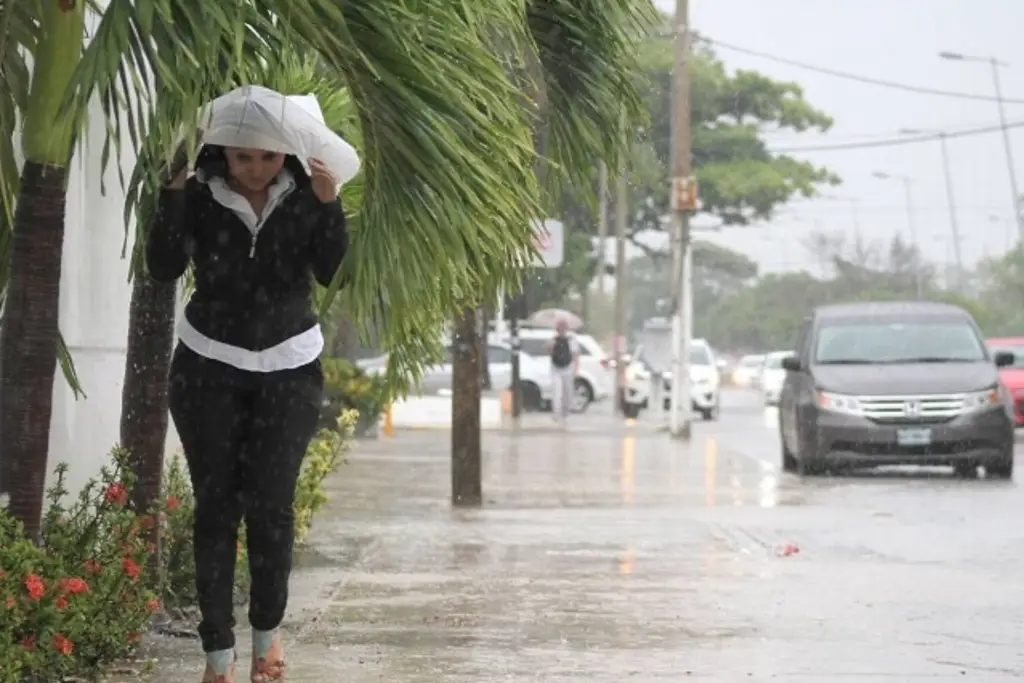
xmin=987 ymin=337 xmax=1024 ymax=426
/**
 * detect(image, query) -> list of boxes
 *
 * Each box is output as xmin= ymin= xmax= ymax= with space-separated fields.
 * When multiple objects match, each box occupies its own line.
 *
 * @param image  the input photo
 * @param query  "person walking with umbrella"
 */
xmin=148 ymin=87 xmax=359 ymax=682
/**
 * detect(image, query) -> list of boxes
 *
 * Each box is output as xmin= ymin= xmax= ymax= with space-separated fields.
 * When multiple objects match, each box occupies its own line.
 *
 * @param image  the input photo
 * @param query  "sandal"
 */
xmin=251 ymin=629 xmax=286 ymax=682
xmin=202 ymin=649 xmax=237 ymax=683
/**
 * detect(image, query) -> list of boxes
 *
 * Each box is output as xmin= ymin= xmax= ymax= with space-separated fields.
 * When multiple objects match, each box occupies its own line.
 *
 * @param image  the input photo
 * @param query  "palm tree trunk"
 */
xmin=120 ymin=266 xmax=176 ymax=563
xmin=450 ymin=306 xmax=482 ymax=506
xmin=478 ymin=304 xmax=492 ymax=390
xmin=0 ymin=162 xmax=69 ymax=539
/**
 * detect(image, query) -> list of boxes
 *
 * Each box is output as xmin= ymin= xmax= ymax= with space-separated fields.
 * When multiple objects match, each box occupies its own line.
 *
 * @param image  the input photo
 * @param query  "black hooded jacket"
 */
xmin=146 ymin=174 xmax=348 ymax=352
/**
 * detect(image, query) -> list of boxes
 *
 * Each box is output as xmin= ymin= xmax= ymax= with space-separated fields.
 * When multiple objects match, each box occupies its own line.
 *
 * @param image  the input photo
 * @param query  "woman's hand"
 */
xmin=309 ymin=158 xmax=339 ymax=203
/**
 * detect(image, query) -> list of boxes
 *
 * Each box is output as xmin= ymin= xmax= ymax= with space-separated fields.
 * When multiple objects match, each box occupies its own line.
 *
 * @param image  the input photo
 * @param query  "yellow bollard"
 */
xmin=383 ymin=405 xmax=394 ymax=437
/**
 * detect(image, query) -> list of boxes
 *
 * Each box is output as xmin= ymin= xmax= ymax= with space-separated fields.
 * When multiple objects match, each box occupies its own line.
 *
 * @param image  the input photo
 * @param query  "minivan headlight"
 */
xmin=815 ymin=390 xmax=863 ymax=416
xmin=962 ymin=387 xmax=1002 ymax=413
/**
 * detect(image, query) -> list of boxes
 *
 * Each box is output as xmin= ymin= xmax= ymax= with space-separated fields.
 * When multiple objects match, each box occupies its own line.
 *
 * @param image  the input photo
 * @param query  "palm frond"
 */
xmin=72 ymin=0 xmax=541 ymax=389
xmin=526 ymin=0 xmax=657 ymax=193
xmin=316 ymin=1 xmax=540 ymax=389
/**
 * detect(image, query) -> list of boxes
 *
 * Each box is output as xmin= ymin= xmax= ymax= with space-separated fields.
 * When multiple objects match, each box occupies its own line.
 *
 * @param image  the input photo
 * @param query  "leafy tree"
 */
xmin=701 ymin=233 xmax=974 ymax=351
xmin=0 ymin=1 xmax=557 ymax=535
xmin=527 ymin=25 xmax=838 ymax=312
xmin=632 ymin=33 xmax=839 ymax=229
xmin=628 ymin=240 xmax=758 ymax=332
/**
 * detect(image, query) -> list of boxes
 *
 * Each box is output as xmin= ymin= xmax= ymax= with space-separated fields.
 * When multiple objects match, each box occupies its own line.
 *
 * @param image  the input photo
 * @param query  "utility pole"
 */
xmin=668 ymin=0 xmax=695 ymax=439
xmin=989 ymin=57 xmax=1024 ymax=244
xmin=939 ymin=52 xmax=1023 ymax=244
xmin=596 ymin=162 xmax=609 ymax=301
xmin=613 ymin=169 xmax=628 ymax=413
xmin=938 ymin=133 xmax=964 ymax=290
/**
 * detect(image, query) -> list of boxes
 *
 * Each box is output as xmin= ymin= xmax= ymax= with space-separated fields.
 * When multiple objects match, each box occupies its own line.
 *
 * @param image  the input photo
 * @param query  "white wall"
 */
xmin=45 ymin=98 xmax=182 ymax=497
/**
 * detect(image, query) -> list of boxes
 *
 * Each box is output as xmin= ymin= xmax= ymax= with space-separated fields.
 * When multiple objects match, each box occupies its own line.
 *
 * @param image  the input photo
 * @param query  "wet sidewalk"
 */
xmin=137 ymin=425 xmax=774 ymax=682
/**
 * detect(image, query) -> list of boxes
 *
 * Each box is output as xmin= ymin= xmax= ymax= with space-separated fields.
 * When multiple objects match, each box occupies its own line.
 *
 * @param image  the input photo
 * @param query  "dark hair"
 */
xmin=194 ymin=144 xmax=310 ymax=186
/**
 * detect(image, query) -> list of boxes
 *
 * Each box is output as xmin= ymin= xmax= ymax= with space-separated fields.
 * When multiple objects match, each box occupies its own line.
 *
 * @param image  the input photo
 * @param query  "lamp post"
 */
xmin=872 ymin=171 xmax=923 ymax=297
xmin=897 ymin=128 xmax=964 ymax=290
xmin=939 ymin=51 xmax=1023 ymax=245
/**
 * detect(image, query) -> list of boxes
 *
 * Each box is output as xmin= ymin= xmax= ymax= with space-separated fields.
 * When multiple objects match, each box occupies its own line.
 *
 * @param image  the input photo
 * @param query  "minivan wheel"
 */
xmin=797 ymin=433 xmax=828 ymax=477
xmin=985 ymin=453 xmax=1014 ymax=480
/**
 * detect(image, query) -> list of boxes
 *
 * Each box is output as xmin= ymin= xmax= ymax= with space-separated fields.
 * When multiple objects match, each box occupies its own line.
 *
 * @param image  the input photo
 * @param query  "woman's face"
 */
xmin=223 ymin=147 xmax=286 ymax=193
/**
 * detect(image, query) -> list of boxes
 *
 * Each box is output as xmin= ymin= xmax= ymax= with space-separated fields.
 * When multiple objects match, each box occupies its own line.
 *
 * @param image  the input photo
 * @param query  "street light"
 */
xmin=939 ymin=51 xmax=1022 ymax=245
xmin=872 ymin=171 xmax=923 ymax=298
xmin=897 ymin=128 xmax=963 ymax=288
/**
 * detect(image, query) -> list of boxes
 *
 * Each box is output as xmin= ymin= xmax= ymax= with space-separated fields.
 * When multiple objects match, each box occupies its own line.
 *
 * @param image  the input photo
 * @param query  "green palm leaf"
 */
xmin=70 ymin=0 xmax=542 ymax=392
xmin=525 ymin=0 xmax=657 ymax=195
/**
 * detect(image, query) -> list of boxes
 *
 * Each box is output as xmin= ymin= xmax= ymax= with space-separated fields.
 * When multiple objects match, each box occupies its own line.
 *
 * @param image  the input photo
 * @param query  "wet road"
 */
xmin=140 ymin=389 xmax=1024 ymax=682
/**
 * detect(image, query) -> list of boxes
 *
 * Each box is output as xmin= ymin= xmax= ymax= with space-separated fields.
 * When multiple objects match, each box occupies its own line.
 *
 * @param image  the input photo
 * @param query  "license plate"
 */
xmin=897 ymin=427 xmax=931 ymax=446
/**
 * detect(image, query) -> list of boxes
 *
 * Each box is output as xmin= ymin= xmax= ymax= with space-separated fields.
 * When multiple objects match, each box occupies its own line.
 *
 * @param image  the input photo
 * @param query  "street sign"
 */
xmin=671 ymin=175 xmax=699 ymax=212
xmin=531 ymin=218 xmax=564 ymax=268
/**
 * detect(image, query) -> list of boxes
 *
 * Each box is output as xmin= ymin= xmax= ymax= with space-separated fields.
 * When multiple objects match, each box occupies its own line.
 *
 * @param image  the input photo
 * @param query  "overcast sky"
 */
xmin=645 ymin=0 xmax=1024 ymax=275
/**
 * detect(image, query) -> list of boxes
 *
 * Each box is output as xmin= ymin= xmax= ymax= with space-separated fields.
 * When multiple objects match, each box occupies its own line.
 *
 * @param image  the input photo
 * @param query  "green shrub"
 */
xmin=0 ymin=451 xmax=162 ymax=683
xmin=320 ymin=357 xmax=389 ymax=430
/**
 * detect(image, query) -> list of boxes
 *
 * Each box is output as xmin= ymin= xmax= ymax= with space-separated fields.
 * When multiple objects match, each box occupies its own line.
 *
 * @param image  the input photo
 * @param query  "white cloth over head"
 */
xmin=199 ymin=85 xmax=360 ymax=191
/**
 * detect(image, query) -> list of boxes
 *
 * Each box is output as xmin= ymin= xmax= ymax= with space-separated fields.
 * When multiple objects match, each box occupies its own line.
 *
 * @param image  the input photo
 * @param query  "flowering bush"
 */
xmin=0 ymin=450 xmax=162 ymax=683
xmin=160 ymin=410 xmax=355 ymax=613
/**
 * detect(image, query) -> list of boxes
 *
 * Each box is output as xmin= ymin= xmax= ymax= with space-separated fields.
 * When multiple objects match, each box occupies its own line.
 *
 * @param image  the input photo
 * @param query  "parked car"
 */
xmin=731 ymin=354 xmax=765 ymax=388
xmin=658 ymin=338 xmax=721 ymax=420
xmin=357 ymin=343 xmax=557 ymax=409
xmin=760 ymin=350 xmax=791 ymax=406
xmin=986 ymin=336 xmax=1024 ymax=426
xmin=778 ymin=301 xmax=1015 ymax=477
xmin=493 ymin=327 xmax=614 ymax=412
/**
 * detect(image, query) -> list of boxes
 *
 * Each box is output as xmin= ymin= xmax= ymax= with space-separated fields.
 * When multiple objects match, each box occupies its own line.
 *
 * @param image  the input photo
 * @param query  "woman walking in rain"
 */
xmin=148 ymin=87 xmax=359 ymax=682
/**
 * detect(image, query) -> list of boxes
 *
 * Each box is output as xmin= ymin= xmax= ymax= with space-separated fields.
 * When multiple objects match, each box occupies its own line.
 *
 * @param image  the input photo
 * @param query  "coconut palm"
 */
xmin=0 ymin=0 xmax=542 ymax=537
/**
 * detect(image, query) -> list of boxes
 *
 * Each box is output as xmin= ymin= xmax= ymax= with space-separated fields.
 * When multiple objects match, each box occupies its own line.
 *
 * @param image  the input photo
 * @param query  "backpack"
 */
xmin=551 ymin=335 xmax=574 ymax=369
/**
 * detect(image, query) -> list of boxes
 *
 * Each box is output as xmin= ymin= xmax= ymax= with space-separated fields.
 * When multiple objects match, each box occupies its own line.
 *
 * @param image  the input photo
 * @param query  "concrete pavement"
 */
xmin=133 ymin=390 xmax=1024 ymax=681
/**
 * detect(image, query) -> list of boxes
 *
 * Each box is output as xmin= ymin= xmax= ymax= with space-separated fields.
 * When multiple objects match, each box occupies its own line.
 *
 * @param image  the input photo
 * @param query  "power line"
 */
xmin=700 ymin=36 xmax=1024 ymax=105
xmin=767 ymin=120 xmax=1024 ymax=153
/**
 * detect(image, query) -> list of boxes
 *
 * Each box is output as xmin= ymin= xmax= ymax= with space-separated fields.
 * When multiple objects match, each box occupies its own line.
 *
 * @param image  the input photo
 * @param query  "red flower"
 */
xmin=5 ymin=597 xmax=15 ymax=609
xmin=23 ymin=575 xmax=44 ymax=601
xmin=139 ymin=515 xmax=156 ymax=530
xmin=122 ymin=557 xmax=141 ymax=580
xmin=59 ymin=577 xmax=89 ymax=594
xmin=52 ymin=633 xmax=73 ymax=656
xmin=166 ymin=495 xmax=180 ymax=511
xmin=104 ymin=483 xmax=128 ymax=506
xmin=20 ymin=635 xmax=36 ymax=650
xmin=55 ymin=596 xmax=69 ymax=610
xmin=147 ymin=598 xmax=161 ymax=613
xmin=83 ymin=559 xmax=102 ymax=575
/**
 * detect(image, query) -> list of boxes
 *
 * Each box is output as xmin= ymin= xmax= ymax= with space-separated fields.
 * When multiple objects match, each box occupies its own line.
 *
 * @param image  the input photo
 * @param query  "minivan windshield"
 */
xmin=814 ymin=320 xmax=986 ymax=364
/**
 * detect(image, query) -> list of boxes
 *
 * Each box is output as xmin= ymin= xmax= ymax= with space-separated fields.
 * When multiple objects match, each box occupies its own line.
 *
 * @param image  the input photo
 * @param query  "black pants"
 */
xmin=168 ymin=344 xmax=323 ymax=653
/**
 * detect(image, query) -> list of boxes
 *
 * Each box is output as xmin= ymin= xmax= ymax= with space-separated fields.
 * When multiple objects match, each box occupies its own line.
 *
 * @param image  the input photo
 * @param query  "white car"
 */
xmin=760 ymin=350 xmax=791 ymax=406
xmin=620 ymin=347 xmax=656 ymax=418
xmin=492 ymin=328 xmax=614 ymax=412
xmin=658 ymin=338 xmax=721 ymax=420
xmin=731 ymin=354 xmax=765 ymax=388
xmin=355 ymin=343 xmax=554 ymax=403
